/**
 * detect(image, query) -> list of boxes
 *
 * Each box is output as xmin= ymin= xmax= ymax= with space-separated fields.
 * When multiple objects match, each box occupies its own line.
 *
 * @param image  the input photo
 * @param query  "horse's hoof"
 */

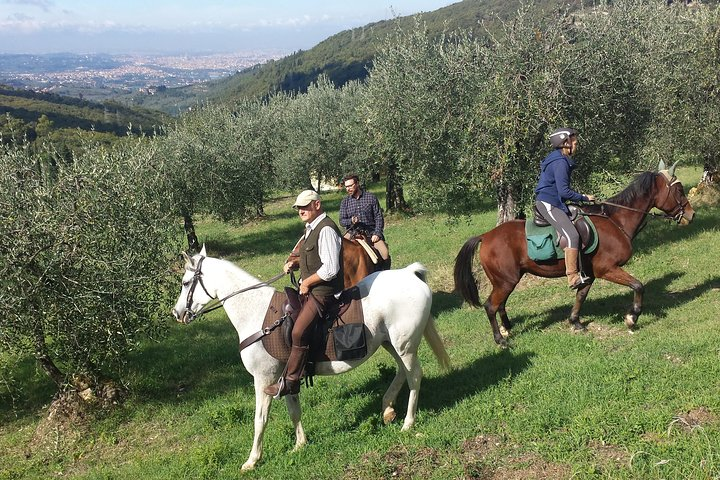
xmin=570 ymin=322 xmax=586 ymax=333
xmin=624 ymin=314 xmax=637 ymax=329
xmin=383 ymin=406 xmax=397 ymax=424
xmin=241 ymin=462 xmax=256 ymax=471
xmin=494 ymin=336 xmax=509 ymax=349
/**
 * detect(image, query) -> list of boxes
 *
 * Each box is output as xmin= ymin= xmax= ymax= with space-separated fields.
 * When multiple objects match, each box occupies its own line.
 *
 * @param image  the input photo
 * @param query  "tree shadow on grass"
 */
xmin=204 ymin=222 xmax=302 ymax=260
xmin=123 ymin=314 xmax=254 ymax=406
xmin=432 ymin=290 xmax=464 ymax=317
xmin=327 ymin=349 xmax=533 ymax=430
xmin=605 ymin=205 xmax=717 ymax=257
xmin=506 ymin=272 xmax=720 ymax=337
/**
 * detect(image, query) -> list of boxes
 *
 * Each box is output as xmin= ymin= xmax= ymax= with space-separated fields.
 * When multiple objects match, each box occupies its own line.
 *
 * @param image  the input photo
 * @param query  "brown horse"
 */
xmin=286 ymin=237 xmax=381 ymax=288
xmin=454 ymin=163 xmax=695 ymax=347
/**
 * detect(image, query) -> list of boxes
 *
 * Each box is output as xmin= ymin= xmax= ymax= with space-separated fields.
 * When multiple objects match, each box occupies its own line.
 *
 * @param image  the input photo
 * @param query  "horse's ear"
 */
xmin=669 ymin=160 xmax=679 ymax=178
xmin=658 ymin=160 xmax=666 ymax=172
xmin=200 ymin=244 xmax=207 ymax=257
xmin=182 ymin=251 xmax=194 ymax=268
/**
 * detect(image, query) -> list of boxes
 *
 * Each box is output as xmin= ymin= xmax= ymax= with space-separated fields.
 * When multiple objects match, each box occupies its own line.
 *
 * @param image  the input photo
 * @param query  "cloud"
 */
xmin=2 ymin=0 xmax=54 ymax=12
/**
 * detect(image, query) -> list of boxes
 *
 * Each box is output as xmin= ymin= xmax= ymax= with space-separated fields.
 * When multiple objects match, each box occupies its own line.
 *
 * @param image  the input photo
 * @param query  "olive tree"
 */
xmin=157 ymin=100 xmax=274 ymax=251
xmin=270 ymin=76 xmax=362 ymax=192
xmin=0 ymin=138 xmax=180 ymax=393
xmin=363 ymin=20 xmax=484 ymax=212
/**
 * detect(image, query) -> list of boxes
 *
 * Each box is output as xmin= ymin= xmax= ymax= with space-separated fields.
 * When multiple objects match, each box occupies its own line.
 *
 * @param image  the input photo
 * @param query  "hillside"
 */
xmin=0 ymin=85 xmax=166 ymax=136
xmin=129 ymin=0 xmax=583 ymax=113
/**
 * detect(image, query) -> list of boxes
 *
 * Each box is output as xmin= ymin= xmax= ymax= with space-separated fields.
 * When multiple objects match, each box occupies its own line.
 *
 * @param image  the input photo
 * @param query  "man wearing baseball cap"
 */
xmin=264 ymin=189 xmax=344 ymax=398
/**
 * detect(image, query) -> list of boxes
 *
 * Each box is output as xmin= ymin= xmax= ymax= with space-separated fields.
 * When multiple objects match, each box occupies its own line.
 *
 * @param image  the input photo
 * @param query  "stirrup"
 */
xmin=569 ymin=274 xmax=590 ymax=290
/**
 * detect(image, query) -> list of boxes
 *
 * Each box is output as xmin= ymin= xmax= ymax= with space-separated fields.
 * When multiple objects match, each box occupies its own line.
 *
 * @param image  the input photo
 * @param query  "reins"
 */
xmin=185 ymin=256 xmax=286 ymax=323
xmin=579 ymin=172 xmax=688 ymax=240
xmin=595 ymin=200 xmax=681 ymax=221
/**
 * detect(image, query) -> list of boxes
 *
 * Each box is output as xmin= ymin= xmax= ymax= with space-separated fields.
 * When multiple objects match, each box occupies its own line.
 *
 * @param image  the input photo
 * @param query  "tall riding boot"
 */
xmin=263 ymin=345 xmax=309 ymax=398
xmin=563 ymin=248 xmax=587 ymax=290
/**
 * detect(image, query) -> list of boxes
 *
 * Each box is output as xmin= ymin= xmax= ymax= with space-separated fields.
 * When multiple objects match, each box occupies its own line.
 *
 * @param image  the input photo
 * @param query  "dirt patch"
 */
xmin=589 ymin=440 xmax=628 ymax=471
xmin=344 ymin=444 xmax=445 ymax=480
xmin=461 ymin=434 xmax=571 ymax=480
xmin=26 ymin=380 xmax=125 ymax=459
xmin=668 ymin=407 xmax=718 ymax=434
xmin=27 ymin=390 xmax=91 ymax=458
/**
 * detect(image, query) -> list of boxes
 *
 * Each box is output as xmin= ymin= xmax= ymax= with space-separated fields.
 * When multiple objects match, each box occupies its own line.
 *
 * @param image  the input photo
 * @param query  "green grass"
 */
xmin=2 ymin=169 xmax=719 ymax=479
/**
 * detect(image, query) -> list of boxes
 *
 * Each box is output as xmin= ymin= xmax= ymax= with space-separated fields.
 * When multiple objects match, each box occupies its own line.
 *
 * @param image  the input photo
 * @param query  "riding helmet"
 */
xmin=549 ymin=128 xmax=577 ymax=148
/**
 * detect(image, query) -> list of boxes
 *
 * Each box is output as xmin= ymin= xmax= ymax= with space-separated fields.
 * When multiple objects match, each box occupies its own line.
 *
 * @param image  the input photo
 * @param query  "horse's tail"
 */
xmin=423 ymin=316 xmax=451 ymax=371
xmin=405 ymin=261 xmax=428 ymax=283
xmin=453 ymin=235 xmax=483 ymax=308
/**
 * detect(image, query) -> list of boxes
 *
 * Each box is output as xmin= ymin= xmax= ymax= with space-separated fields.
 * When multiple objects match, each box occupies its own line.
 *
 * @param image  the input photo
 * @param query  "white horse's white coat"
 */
xmin=172 ymin=249 xmax=450 ymax=471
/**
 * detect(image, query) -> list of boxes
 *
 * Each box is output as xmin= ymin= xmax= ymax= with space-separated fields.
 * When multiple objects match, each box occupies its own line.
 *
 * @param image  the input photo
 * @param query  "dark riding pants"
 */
xmin=292 ymin=294 xmax=333 ymax=346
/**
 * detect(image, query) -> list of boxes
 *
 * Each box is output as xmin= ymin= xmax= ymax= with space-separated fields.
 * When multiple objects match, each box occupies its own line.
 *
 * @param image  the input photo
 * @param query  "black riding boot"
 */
xmin=263 ymin=345 xmax=309 ymax=398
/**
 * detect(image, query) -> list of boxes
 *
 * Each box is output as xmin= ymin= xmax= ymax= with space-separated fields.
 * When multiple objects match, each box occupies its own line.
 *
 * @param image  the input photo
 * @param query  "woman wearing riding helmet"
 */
xmin=534 ymin=128 xmax=596 ymax=289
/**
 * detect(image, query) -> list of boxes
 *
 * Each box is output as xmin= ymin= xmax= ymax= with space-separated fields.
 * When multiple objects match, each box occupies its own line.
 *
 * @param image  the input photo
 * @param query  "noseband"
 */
xmin=183 ymin=256 xmax=216 ymax=323
xmin=181 ymin=255 xmax=286 ymax=324
xmin=659 ymin=173 xmax=690 ymax=224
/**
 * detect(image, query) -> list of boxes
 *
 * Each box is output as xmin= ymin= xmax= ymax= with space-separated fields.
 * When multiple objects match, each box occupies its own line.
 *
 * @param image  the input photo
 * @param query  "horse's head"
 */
xmin=656 ymin=161 xmax=695 ymax=225
xmin=171 ymin=245 xmax=214 ymax=325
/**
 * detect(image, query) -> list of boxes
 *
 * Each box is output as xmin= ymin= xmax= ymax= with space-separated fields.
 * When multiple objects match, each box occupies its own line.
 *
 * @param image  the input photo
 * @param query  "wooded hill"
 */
xmin=0 ymin=85 xmax=166 ymax=137
xmin=130 ymin=0 xmax=585 ymax=113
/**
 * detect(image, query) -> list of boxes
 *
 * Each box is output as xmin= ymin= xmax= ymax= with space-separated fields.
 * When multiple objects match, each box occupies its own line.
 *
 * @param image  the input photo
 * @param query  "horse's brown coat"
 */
xmin=454 ymin=170 xmax=695 ymax=346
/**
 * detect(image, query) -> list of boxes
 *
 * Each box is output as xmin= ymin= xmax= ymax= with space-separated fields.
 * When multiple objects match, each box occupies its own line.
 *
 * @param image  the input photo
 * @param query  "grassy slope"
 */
xmin=1 ymin=168 xmax=719 ymax=479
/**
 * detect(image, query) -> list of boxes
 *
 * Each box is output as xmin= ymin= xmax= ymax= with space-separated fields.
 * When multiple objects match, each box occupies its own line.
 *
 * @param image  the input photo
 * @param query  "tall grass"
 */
xmin=1 ymin=169 xmax=718 ymax=479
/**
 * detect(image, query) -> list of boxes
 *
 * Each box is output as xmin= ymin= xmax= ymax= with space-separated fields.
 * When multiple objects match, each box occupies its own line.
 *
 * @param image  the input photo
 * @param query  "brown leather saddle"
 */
xmin=261 ymin=287 xmax=366 ymax=363
xmin=532 ymin=204 xmax=596 ymax=252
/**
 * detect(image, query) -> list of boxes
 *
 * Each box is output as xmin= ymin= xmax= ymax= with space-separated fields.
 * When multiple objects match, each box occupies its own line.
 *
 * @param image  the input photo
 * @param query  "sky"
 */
xmin=0 ymin=0 xmax=459 ymax=55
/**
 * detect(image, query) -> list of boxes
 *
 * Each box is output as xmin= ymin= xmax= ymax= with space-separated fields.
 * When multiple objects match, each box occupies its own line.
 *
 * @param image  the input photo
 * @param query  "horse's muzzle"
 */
xmin=679 ymin=208 xmax=695 ymax=225
xmin=172 ymin=308 xmax=194 ymax=325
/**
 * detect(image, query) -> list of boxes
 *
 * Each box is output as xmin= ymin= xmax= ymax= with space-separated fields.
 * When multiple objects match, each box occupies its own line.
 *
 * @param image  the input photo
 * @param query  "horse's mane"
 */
xmin=584 ymin=171 xmax=656 ymax=216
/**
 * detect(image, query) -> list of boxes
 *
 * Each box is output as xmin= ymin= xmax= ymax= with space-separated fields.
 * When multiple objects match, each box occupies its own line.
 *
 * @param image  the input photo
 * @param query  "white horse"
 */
xmin=171 ymin=247 xmax=450 ymax=471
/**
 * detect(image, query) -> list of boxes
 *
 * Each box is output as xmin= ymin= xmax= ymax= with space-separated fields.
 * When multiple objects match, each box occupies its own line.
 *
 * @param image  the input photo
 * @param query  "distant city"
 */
xmin=0 ymin=51 xmax=288 ymax=101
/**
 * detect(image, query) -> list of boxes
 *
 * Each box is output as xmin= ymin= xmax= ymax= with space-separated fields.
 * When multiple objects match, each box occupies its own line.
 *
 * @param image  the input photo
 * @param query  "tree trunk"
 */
xmin=181 ymin=208 xmax=200 ymax=253
xmin=34 ymin=327 xmax=65 ymax=386
xmin=702 ymin=155 xmax=718 ymax=185
xmin=496 ymin=183 xmax=523 ymax=225
xmin=385 ymin=165 xmax=408 ymax=212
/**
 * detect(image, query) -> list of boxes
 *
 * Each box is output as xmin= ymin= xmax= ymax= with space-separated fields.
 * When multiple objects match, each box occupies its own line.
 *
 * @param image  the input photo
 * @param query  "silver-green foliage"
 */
xmin=364 ymin=1 xmax=715 ymax=220
xmin=0 ymin=139 xmax=180 ymax=387
xmin=158 ymin=100 xmax=274 ymax=222
xmin=270 ymin=76 xmax=366 ymax=191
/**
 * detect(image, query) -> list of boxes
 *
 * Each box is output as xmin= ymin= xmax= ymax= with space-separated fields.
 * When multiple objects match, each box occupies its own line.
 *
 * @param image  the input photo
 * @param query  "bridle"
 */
xmin=596 ymin=172 xmax=689 ymax=225
xmin=181 ymin=255 xmax=285 ymax=324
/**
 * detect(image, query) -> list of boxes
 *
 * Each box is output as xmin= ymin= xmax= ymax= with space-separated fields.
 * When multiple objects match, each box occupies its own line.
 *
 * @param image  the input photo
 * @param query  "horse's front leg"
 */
xmin=568 ymin=281 xmax=593 ymax=332
xmin=497 ymin=302 xmax=512 ymax=337
xmin=284 ymin=394 xmax=307 ymax=451
xmin=242 ymin=377 xmax=274 ymax=471
xmin=599 ymin=267 xmax=644 ymax=329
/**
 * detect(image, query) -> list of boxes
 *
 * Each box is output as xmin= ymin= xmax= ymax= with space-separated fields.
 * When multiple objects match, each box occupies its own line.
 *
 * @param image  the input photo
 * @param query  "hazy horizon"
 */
xmin=0 ymin=0 xmax=458 ymax=55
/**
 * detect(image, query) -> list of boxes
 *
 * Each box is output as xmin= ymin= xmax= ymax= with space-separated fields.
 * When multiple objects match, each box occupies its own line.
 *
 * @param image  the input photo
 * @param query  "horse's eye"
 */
xmin=182 ymin=281 xmax=190 ymax=287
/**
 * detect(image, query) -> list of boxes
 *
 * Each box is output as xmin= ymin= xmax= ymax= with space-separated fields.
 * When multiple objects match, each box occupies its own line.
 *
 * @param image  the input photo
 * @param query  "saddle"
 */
xmin=261 ymin=287 xmax=366 ymax=364
xmin=346 ymin=228 xmax=390 ymax=270
xmin=527 ymin=205 xmax=598 ymax=261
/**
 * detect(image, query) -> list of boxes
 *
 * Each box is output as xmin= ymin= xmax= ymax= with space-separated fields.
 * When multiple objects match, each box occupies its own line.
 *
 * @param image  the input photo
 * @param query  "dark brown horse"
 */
xmin=454 ymin=164 xmax=695 ymax=347
xmin=286 ymin=237 xmax=380 ymax=288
